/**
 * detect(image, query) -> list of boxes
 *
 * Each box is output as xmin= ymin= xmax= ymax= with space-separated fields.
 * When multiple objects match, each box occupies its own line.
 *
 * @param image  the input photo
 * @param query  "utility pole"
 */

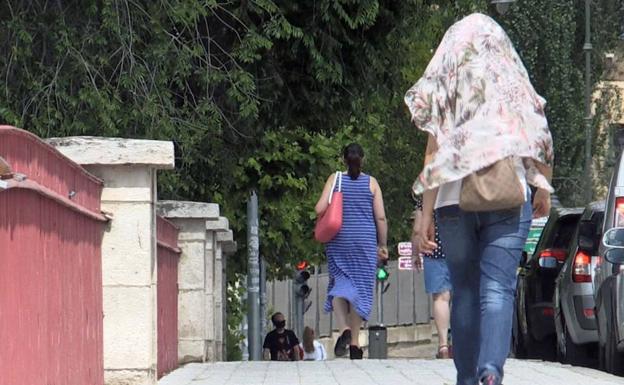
xmin=246 ymin=191 xmax=261 ymax=360
xmin=583 ymin=0 xmax=593 ymax=204
xmin=259 ymin=256 xmax=267 ymax=337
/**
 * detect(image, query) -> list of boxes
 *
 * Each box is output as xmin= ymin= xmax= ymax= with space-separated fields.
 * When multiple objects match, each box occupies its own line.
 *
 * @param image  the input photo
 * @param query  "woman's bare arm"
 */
xmin=371 ymin=177 xmax=388 ymax=252
xmin=315 ymin=174 xmax=337 ymax=215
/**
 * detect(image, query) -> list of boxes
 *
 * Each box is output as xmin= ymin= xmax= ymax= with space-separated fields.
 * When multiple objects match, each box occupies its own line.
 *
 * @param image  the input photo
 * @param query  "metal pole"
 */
xmin=396 ymin=265 xmax=400 ymax=324
xmin=412 ymin=269 xmax=417 ymax=324
xmin=314 ymin=266 xmax=320 ymax=334
xmin=377 ymin=281 xmax=384 ymax=325
xmin=583 ymin=0 xmax=593 ymax=204
xmin=247 ymin=191 xmax=261 ymax=360
xmin=294 ymin=289 xmax=304 ymax=338
xmin=259 ymin=256 xmax=267 ymax=336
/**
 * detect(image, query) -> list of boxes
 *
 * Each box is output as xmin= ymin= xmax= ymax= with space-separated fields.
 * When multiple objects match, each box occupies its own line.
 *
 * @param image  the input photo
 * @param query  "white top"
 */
xmin=299 ymin=341 xmax=327 ymax=361
xmin=435 ymin=158 xmax=527 ymax=209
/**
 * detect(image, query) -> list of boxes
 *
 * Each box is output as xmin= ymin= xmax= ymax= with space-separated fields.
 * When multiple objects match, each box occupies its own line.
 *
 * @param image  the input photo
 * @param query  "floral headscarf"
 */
xmin=405 ymin=13 xmax=554 ymax=195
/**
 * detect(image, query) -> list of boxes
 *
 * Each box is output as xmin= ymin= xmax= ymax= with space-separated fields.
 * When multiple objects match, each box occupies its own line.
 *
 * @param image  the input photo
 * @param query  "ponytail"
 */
xmin=343 ymin=143 xmax=364 ymax=180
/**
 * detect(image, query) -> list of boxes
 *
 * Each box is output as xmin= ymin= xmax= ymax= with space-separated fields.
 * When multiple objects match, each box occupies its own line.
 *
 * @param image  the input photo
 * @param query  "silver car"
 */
xmin=596 ymin=152 xmax=624 ymax=375
xmin=553 ymin=201 xmax=603 ymax=366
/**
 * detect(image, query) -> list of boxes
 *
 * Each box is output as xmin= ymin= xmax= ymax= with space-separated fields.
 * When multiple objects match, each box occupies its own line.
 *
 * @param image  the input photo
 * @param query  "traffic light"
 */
xmin=294 ymin=261 xmax=311 ymax=299
xmin=376 ymin=260 xmax=389 ymax=282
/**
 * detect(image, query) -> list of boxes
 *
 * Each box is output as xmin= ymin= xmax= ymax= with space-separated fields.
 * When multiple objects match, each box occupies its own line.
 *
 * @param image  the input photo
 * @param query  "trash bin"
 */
xmin=368 ymin=325 xmax=387 ymax=359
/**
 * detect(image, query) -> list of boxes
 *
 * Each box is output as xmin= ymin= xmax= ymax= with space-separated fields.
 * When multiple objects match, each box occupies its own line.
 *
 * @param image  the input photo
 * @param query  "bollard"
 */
xmin=368 ymin=325 xmax=388 ymax=359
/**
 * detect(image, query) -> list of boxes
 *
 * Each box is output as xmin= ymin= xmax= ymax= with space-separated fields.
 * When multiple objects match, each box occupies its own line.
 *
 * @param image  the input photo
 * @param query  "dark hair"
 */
xmin=343 ymin=143 xmax=364 ymax=180
xmin=302 ymin=326 xmax=315 ymax=353
xmin=271 ymin=312 xmax=283 ymax=323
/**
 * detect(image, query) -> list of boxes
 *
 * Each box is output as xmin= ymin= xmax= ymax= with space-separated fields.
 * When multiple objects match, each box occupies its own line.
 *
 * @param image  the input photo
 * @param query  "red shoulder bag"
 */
xmin=314 ymin=172 xmax=343 ymax=243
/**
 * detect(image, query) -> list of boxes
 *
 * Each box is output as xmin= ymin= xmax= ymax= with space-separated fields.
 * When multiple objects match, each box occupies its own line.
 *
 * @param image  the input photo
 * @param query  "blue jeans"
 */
xmin=436 ymin=200 xmax=531 ymax=385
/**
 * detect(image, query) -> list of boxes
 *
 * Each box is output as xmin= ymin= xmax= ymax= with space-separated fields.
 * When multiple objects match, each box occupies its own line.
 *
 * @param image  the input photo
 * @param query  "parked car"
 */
xmin=513 ymin=207 xmax=584 ymax=359
xmin=595 ymin=154 xmax=624 ymax=375
xmin=553 ymin=201 xmax=604 ymax=366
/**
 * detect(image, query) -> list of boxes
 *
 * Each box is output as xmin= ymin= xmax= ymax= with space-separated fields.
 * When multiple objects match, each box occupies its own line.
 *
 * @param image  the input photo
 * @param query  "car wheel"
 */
xmin=597 ymin=309 xmax=607 ymax=371
xmin=560 ymin=315 xmax=589 ymax=366
xmin=526 ymin=332 xmax=556 ymax=361
xmin=599 ymin=342 xmax=607 ymax=371
xmin=512 ymin=310 xmax=527 ymax=359
xmin=606 ymin=306 xmax=624 ymax=375
xmin=556 ymin=315 xmax=567 ymax=363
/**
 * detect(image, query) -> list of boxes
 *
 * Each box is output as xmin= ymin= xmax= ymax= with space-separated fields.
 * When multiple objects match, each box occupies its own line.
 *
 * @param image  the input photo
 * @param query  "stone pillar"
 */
xmin=48 ymin=137 xmax=174 ymax=385
xmin=157 ymin=201 xmax=236 ymax=363
xmin=207 ymin=218 xmax=236 ymax=361
xmin=156 ymin=201 xmax=218 ymax=363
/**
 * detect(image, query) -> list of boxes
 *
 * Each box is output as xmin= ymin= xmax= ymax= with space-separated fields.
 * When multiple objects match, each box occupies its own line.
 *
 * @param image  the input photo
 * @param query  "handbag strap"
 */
xmin=327 ymin=171 xmax=342 ymax=204
xmin=337 ymin=171 xmax=342 ymax=192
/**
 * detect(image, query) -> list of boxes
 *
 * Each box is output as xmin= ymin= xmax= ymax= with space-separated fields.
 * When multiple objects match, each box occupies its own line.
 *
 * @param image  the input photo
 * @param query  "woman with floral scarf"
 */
xmin=405 ymin=13 xmax=554 ymax=385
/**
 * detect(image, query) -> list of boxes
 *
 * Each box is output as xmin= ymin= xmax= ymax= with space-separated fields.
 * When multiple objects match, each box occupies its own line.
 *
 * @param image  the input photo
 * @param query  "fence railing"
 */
xmin=157 ymin=216 xmax=182 ymax=378
xmin=265 ymin=260 xmax=431 ymax=338
xmin=0 ymin=126 xmax=107 ymax=385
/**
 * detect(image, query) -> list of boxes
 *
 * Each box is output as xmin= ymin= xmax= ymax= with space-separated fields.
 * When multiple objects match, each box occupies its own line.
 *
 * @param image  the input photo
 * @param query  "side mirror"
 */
xmin=578 ymin=222 xmax=595 ymax=252
xmin=604 ymin=249 xmax=624 ymax=264
xmin=602 ymin=227 xmax=624 ymax=248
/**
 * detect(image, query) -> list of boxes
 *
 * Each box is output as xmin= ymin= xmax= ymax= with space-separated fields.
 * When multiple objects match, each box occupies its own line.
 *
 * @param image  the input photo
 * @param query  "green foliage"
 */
xmin=226 ymin=275 xmax=246 ymax=361
xmin=0 ymin=0 xmax=621 ymax=357
xmin=498 ymin=0 xmax=622 ymax=205
xmin=496 ymin=1 xmax=585 ymax=202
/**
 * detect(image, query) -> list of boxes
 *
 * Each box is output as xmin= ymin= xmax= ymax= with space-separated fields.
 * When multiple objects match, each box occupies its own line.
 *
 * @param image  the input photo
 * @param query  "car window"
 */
xmin=550 ymin=215 xmax=581 ymax=249
xmin=590 ymin=212 xmax=605 ymax=255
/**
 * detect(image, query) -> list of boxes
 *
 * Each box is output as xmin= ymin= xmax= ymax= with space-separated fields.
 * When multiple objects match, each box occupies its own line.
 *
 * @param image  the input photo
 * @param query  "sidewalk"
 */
xmin=159 ymin=359 xmax=622 ymax=385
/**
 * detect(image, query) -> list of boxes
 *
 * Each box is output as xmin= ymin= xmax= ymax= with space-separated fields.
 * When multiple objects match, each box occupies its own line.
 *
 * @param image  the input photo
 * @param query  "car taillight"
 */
xmin=573 ymin=251 xmax=592 ymax=282
xmin=616 ymin=197 xmax=624 ymax=227
xmin=583 ymin=308 xmax=595 ymax=318
xmin=542 ymin=307 xmax=555 ymax=317
xmin=538 ymin=248 xmax=567 ymax=268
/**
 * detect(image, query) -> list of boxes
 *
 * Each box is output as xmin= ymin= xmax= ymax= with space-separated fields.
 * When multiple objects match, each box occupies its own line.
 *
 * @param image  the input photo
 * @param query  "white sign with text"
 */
xmin=398 ymin=256 xmax=414 ymax=270
xmin=397 ymin=242 xmax=412 ymax=256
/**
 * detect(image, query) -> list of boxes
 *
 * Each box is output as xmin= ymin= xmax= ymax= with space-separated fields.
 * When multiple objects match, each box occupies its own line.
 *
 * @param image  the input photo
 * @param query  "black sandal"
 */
xmin=349 ymin=345 xmax=363 ymax=360
xmin=334 ymin=329 xmax=351 ymax=357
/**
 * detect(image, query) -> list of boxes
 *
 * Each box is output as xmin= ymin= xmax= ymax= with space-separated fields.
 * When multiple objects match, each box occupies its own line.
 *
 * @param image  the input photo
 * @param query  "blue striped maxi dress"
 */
xmin=324 ymin=173 xmax=377 ymax=321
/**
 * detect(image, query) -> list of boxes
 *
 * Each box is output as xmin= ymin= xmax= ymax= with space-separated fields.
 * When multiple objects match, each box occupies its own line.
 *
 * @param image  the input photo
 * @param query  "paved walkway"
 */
xmin=159 ymin=359 xmax=623 ymax=385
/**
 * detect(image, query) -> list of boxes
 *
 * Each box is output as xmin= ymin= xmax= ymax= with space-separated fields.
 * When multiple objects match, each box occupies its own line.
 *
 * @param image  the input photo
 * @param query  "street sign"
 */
xmin=397 ymin=242 xmax=412 ymax=256
xmin=398 ymin=256 xmax=414 ymax=270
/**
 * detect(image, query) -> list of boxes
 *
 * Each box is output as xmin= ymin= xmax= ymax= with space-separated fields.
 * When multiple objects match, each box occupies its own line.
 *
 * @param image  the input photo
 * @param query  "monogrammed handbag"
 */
xmin=459 ymin=157 xmax=524 ymax=212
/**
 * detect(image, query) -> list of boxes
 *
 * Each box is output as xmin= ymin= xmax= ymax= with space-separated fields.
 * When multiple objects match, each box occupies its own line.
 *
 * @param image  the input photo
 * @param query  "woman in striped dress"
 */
xmin=314 ymin=143 xmax=388 ymax=359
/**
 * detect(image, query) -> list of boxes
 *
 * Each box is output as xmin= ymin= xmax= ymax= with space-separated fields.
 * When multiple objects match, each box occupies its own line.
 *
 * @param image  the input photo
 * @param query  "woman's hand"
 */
xmin=532 ymin=188 xmax=551 ymax=218
xmin=417 ymin=210 xmax=438 ymax=255
xmin=413 ymin=253 xmax=424 ymax=272
xmin=377 ymin=245 xmax=389 ymax=263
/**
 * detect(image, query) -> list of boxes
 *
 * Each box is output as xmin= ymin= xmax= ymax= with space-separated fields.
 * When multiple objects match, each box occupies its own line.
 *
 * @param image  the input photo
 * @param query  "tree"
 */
xmin=498 ymin=0 xmax=622 ymax=204
xmin=0 ymin=1 xmax=621 ymax=358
